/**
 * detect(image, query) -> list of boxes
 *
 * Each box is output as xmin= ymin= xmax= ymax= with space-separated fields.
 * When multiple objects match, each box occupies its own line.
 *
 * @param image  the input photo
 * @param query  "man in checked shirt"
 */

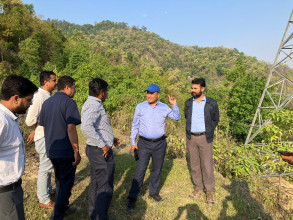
xmin=81 ymin=78 xmax=120 ymax=220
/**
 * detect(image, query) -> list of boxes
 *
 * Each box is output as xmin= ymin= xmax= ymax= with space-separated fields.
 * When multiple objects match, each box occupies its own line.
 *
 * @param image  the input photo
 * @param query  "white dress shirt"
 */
xmin=0 ymin=104 xmax=25 ymax=186
xmin=25 ymin=87 xmax=51 ymax=142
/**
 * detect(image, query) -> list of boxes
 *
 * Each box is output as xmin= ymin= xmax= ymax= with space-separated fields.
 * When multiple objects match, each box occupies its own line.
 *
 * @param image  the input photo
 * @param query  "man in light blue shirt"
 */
xmin=127 ymin=84 xmax=180 ymax=211
xmin=184 ymin=78 xmax=219 ymax=205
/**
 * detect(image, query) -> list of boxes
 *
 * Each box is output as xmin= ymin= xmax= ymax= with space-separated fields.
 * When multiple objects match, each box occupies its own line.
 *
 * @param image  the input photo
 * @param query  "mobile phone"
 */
xmin=134 ymin=149 xmax=139 ymax=161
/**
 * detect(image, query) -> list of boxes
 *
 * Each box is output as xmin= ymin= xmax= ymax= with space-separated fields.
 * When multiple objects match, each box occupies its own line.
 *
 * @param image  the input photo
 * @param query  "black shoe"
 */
xmin=148 ymin=194 xmax=163 ymax=202
xmin=65 ymin=205 xmax=77 ymax=216
xmin=127 ymin=198 xmax=136 ymax=211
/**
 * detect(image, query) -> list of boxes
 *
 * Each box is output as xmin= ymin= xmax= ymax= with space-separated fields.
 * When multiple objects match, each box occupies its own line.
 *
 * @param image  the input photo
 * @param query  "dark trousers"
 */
xmin=0 ymin=184 xmax=24 ymax=220
xmin=86 ymin=145 xmax=115 ymax=220
xmin=186 ymin=134 xmax=215 ymax=192
xmin=50 ymin=158 xmax=76 ymax=220
xmin=128 ymin=138 xmax=167 ymax=199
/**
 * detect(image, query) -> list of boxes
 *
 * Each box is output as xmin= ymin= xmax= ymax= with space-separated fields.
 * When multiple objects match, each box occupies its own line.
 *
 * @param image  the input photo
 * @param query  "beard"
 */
xmin=15 ymin=104 xmax=28 ymax=114
xmin=191 ymin=91 xmax=203 ymax=99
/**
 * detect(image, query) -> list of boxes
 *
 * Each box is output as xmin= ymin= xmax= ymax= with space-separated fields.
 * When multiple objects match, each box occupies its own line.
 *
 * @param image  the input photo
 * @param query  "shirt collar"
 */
xmin=88 ymin=96 xmax=102 ymax=102
xmin=0 ymin=103 xmax=18 ymax=121
xmin=147 ymin=100 xmax=160 ymax=107
xmin=193 ymin=95 xmax=206 ymax=102
xmin=39 ymin=87 xmax=51 ymax=95
xmin=54 ymin=92 xmax=68 ymax=96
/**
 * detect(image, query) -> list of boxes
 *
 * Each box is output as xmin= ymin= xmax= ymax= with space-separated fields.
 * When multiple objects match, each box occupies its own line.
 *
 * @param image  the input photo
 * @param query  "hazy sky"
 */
xmin=22 ymin=0 xmax=293 ymax=64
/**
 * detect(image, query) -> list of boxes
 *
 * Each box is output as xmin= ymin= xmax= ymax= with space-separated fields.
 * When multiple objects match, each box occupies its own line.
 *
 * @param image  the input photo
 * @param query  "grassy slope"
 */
xmin=21 ymin=127 xmax=274 ymax=220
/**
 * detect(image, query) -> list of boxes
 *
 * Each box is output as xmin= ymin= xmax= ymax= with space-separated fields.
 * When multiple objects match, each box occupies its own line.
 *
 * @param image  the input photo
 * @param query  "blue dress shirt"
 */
xmin=191 ymin=95 xmax=206 ymax=133
xmin=131 ymin=101 xmax=181 ymax=145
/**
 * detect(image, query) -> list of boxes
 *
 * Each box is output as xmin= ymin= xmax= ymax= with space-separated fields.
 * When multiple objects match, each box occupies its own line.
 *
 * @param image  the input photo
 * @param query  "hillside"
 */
xmin=50 ymin=19 xmax=269 ymax=83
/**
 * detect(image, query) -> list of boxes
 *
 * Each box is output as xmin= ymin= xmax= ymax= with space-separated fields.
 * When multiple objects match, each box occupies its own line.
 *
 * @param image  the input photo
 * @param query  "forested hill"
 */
xmin=50 ymin=19 xmax=268 ymax=83
xmin=0 ymin=0 xmax=273 ymax=141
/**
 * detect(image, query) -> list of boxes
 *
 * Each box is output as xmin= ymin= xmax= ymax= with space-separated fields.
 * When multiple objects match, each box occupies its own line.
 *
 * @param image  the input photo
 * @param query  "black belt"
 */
xmin=191 ymin=132 xmax=206 ymax=136
xmin=0 ymin=179 xmax=22 ymax=193
xmin=139 ymin=135 xmax=167 ymax=142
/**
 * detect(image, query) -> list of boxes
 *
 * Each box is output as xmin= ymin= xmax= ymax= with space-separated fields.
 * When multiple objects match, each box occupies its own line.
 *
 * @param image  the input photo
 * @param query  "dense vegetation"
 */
xmin=1 ymin=2 xmax=293 ymax=215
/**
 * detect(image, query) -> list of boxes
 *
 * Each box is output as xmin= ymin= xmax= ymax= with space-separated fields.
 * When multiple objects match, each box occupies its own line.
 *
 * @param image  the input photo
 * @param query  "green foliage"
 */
xmin=18 ymin=37 xmax=41 ymax=75
xmin=261 ymin=109 xmax=293 ymax=143
xmin=213 ymin=109 xmax=293 ymax=182
xmin=227 ymin=56 xmax=266 ymax=142
xmin=0 ymin=0 xmax=67 ymax=80
xmin=165 ymin=135 xmax=185 ymax=159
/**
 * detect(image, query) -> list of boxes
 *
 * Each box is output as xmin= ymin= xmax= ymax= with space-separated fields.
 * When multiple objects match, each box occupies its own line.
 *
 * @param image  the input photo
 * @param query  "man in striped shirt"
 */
xmin=81 ymin=78 xmax=120 ymax=220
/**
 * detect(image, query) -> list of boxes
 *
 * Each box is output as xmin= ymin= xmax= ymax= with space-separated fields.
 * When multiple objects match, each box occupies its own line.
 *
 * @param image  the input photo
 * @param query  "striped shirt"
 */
xmin=81 ymin=96 xmax=114 ymax=148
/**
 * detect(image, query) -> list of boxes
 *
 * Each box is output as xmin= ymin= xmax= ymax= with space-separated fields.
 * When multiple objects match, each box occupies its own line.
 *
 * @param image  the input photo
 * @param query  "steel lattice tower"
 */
xmin=245 ymin=10 xmax=293 ymax=145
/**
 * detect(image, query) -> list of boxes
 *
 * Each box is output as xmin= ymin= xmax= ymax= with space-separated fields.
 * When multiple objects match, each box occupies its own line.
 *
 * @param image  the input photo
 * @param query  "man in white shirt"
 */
xmin=0 ymin=75 xmax=38 ymax=220
xmin=25 ymin=71 xmax=57 ymax=209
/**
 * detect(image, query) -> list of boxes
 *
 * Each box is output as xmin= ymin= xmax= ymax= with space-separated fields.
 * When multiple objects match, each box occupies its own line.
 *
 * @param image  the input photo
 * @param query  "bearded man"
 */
xmin=184 ymin=78 xmax=219 ymax=205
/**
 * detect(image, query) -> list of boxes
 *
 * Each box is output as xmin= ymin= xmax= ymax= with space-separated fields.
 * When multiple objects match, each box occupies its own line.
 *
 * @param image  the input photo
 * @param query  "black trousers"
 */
xmin=128 ymin=138 xmax=167 ymax=199
xmin=50 ymin=158 xmax=76 ymax=220
xmin=86 ymin=145 xmax=115 ymax=220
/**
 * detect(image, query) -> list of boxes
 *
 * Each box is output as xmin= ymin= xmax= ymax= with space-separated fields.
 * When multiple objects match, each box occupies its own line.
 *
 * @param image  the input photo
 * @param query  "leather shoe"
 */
xmin=39 ymin=200 xmax=55 ymax=209
xmin=127 ymin=198 xmax=136 ymax=211
xmin=189 ymin=189 xmax=204 ymax=199
xmin=148 ymin=194 xmax=163 ymax=202
xmin=65 ymin=205 xmax=77 ymax=216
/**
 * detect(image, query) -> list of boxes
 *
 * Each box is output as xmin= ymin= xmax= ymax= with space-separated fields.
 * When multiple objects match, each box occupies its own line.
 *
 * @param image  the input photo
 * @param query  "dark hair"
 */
xmin=57 ymin=76 xmax=75 ymax=91
xmin=192 ymin=78 xmax=206 ymax=87
xmin=1 ymin=75 xmax=38 ymax=100
xmin=40 ymin=71 xmax=56 ymax=86
xmin=89 ymin=78 xmax=108 ymax=97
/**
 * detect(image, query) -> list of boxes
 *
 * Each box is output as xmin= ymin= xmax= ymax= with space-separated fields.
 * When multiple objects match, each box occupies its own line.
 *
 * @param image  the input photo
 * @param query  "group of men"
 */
xmin=0 ymin=72 xmax=219 ymax=220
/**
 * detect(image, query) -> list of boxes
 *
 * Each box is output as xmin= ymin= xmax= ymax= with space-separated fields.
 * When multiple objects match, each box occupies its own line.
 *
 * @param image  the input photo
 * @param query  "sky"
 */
xmin=22 ymin=0 xmax=293 ymax=64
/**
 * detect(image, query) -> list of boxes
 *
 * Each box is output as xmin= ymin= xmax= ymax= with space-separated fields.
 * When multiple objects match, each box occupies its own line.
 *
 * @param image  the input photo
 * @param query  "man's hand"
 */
xmin=168 ymin=95 xmax=177 ymax=105
xmin=114 ymin=138 xmax=121 ymax=147
xmin=27 ymin=131 xmax=35 ymax=145
xmin=102 ymin=146 xmax=111 ymax=158
xmin=131 ymin=145 xmax=138 ymax=153
xmin=72 ymin=151 xmax=81 ymax=166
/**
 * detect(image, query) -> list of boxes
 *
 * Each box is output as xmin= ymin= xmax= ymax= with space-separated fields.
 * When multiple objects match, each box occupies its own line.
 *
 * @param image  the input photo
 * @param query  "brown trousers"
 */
xmin=186 ymin=134 xmax=215 ymax=192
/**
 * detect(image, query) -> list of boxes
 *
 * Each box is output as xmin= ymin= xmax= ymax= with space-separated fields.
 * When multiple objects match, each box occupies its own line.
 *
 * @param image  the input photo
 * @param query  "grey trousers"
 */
xmin=86 ymin=145 xmax=115 ymax=220
xmin=35 ymin=137 xmax=53 ymax=204
xmin=186 ymin=134 xmax=215 ymax=192
xmin=0 ymin=185 xmax=25 ymax=220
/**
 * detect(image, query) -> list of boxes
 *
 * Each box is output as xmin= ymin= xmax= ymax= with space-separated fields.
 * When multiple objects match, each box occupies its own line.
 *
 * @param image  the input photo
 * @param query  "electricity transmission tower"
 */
xmin=245 ymin=10 xmax=293 ymax=145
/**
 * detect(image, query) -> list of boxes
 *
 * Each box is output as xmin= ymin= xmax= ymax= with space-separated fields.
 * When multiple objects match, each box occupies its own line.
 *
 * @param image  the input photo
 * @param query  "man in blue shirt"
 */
xmin=39 ymin=76 xmax=81 ymax=219
xmin=184 ymin=78 xmax=219 ymax=205
xmin=127 ymin=84 xmax=181 ymax=211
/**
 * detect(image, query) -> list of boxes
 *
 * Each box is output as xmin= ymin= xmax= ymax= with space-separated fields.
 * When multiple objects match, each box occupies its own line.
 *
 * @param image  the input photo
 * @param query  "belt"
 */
xmin=139 ymin=135 xmax=167 ymax=142
xmin=191 ymin=132 xmax=206 ymax=136
xmin=0 ymin=179 xmax=22 ymax=193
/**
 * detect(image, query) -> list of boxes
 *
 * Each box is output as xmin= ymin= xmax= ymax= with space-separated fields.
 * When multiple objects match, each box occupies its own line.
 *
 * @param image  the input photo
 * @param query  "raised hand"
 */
xmin=168 ymin=95 xmax=177 ymax=105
